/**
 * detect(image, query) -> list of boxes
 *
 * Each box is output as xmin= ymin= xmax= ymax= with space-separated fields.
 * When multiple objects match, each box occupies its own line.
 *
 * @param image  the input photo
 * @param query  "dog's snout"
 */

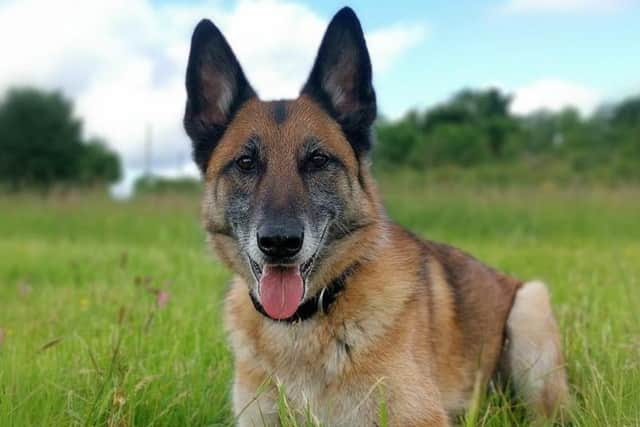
xmin=257 ymin=224 xmax=304 ymax=258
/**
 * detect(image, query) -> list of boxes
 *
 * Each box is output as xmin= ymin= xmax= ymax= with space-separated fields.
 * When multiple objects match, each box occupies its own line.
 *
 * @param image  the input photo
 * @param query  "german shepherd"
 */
xmin=184 ymin=7 xmax=569 ymax=426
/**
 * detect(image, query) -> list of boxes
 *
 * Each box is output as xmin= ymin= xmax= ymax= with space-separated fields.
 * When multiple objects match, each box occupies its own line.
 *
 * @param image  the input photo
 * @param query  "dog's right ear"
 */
xmin=184 ymin=19 xmax=256 ymax=173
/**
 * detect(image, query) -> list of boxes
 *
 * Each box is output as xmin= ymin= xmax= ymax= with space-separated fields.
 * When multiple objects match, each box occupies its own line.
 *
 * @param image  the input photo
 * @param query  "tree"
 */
xmin=373 ymin=87 xmax=639 ymax=183
xmin=0 ymin=87 xmax=121 ymax=190
xmin=612 ymin=95 xmax=640 ymax=128
xmin=411 ymin=123 xmax=491 ymax=168
xmin=412 ymin=88 xmax=514 ymax=166
xmin=374 ymin=117 xmax=422 ymax=166
xmin=79 ymin=138 xmax=122 ymax=185
xmin=449 ymin=88 xmax=513 ymax=157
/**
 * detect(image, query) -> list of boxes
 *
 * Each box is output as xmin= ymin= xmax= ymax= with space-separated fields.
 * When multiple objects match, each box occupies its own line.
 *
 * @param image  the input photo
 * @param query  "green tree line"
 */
xmin=0 ymin=87 xmax=121 ymax=191
xmin=1 ymin=86 xmax=638 ymax=192
xmin=374 ymin=89 xmax=640 ymax=183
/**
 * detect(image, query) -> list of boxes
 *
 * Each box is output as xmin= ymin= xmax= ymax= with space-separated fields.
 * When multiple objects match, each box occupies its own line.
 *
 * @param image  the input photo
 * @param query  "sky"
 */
xmin=1 ymin=0 xmax=638 ymax=195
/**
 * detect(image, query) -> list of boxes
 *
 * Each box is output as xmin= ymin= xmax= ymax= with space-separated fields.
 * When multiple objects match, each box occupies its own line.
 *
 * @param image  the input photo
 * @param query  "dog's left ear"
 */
xmin=301 ymin=7 xmax=377 ymax=156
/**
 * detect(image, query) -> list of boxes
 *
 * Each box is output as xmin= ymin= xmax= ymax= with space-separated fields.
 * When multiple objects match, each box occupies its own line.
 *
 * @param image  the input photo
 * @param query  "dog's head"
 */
xmin=184 ymin=7 xmax=382 ymax=320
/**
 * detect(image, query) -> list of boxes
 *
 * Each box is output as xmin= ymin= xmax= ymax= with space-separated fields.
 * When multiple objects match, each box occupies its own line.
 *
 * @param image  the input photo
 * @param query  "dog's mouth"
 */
xmin=247 ymin=255 xmax=317 ymax=320
xmin=248 ymin=255 xmax=315 ymax=282
xmin=247 ymin=225 xmax=327 ymax=320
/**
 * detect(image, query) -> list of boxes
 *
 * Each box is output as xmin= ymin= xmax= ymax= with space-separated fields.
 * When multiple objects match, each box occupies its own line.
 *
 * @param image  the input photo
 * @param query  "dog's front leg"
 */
xmin=383 ymin=371 xmax=451 ymax=427
xmin=392 ymin=402 xmax=450 ymax=427
xmin=232 ymin=364 xmax=280 ymax=427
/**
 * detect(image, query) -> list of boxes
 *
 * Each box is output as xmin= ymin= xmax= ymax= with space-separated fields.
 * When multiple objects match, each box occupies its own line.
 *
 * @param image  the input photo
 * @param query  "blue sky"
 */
xmin=308 ymin=0 xmax=640 ymax=116
xmin=1 ymin=0 xmax=638 ymax=194
xmin=152 ymin=0 xmax=640 ymax=116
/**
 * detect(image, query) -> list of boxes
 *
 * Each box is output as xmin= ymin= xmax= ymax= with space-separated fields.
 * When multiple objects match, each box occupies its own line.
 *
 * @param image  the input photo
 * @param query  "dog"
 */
xmin=183 ymin=7 xmax=569 ymax=426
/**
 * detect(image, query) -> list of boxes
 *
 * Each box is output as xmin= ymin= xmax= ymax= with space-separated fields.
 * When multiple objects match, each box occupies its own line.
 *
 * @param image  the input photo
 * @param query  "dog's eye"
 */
xmin=236 ymin=155 xmax=257 ymax=172
xmin=308 ymin=152 xmax=329 ymax=170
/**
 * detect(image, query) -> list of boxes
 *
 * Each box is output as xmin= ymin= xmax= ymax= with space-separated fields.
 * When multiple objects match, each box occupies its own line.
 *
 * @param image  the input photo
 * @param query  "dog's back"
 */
xmin=415 ymin=232 xmax=522 ymax=413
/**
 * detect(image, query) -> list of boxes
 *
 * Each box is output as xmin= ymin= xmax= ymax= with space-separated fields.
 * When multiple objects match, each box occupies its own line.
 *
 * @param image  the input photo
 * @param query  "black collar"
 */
xmin=249 ymin=263 xmax=359 ymax=322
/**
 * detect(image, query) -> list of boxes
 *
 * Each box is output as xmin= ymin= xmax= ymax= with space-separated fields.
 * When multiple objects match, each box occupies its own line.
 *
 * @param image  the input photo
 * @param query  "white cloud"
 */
xmin=0 ymin=0 xmax=426 ymax=194
xmin=501 ymin=0 xmax=632 ymax=14
xmin=368 ymin=24 xmax=427 ymax=73
xmin=510 ymin=79 xmax=600 ymax=116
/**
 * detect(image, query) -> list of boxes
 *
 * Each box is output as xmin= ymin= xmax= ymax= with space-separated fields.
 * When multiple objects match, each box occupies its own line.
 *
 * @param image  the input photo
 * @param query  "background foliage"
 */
xmin=0 ymin=88 xmax=121 ymax=191
xmin=374 ymin=89 xmax=640 ymax=184
xmin=1 ymin=86 xmax=638 ymax=194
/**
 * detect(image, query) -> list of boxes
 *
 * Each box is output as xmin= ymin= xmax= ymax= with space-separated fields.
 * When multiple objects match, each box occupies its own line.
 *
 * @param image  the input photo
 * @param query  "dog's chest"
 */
xmin=235 ymin=317 xmax=380 ymax=425
xmin=262 ymin=320 xmax=353 ymax=391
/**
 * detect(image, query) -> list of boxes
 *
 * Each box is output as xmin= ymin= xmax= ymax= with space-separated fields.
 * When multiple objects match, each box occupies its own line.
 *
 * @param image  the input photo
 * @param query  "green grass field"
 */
xmin=1 ymin=178 xmax=639 ymax=426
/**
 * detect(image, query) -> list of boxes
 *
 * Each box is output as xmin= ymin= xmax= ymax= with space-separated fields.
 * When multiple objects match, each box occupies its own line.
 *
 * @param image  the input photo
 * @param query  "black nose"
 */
xmin=257 ymin=225 xmax=304 ymax=258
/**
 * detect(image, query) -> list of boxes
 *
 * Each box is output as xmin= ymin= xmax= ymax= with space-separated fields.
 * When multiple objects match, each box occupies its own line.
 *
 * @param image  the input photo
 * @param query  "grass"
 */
xmin=0 ymin=178 xmax=639 ymax=426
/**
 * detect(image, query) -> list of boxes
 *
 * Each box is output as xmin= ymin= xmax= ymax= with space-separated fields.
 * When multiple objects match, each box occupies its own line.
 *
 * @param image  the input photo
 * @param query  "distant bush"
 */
xmin=134 ymin=175 xmax=202 ymax=195
xmin=373 ymin=89 xmax=640 ymax=184
xmin=0 ymin=87 xmax=121 ymax=191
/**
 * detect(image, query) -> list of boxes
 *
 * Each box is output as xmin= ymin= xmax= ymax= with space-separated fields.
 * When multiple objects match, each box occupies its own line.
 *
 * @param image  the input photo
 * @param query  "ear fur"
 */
xmin=301 ymin=7 xmax=377 ymax=155
xmin=184 ymin=19 xmax=256 ymax=173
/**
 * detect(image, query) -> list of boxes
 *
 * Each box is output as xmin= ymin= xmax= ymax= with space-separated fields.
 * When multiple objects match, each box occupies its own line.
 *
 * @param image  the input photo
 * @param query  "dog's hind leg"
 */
xmin=500 ymin=280 xmax=570 ymax=420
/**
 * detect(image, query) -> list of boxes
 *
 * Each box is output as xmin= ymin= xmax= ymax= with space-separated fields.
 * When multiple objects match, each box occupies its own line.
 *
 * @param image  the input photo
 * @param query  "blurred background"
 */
xmin=1 ymin=0 xmax=638 ymax=195
xmin=1 ymin=1 xmax=639 ymax=426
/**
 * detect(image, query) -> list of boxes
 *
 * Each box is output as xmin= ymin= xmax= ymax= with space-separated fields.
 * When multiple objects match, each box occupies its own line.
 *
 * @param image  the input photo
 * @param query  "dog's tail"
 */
xmin=500 ymin=280 xmax=570 ymax=421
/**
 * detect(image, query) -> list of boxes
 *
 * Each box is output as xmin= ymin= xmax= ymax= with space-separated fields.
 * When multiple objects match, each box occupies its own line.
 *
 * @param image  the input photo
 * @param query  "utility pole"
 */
xmin=144 ymin=123 xmax=152 ymax=177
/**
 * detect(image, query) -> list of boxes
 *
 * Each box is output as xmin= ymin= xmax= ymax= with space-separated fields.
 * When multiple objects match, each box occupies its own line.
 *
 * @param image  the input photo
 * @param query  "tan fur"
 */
xmin=500 ymin=280 xmax=570 ymax=420
xmin=200 ymin=98 xmax=569 ymax=426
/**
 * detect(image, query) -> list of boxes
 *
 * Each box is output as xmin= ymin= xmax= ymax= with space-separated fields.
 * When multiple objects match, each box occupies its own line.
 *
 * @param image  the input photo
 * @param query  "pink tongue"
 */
xmin=259 ymin=265 xmax=304 ymax=320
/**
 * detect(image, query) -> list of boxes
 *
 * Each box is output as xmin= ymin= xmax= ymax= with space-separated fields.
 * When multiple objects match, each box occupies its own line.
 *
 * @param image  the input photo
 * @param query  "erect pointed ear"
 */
xmin=184 ymin=19 xmax=256 ymax=173
xmin=301 ymin=7 xmax=376 ymax=156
